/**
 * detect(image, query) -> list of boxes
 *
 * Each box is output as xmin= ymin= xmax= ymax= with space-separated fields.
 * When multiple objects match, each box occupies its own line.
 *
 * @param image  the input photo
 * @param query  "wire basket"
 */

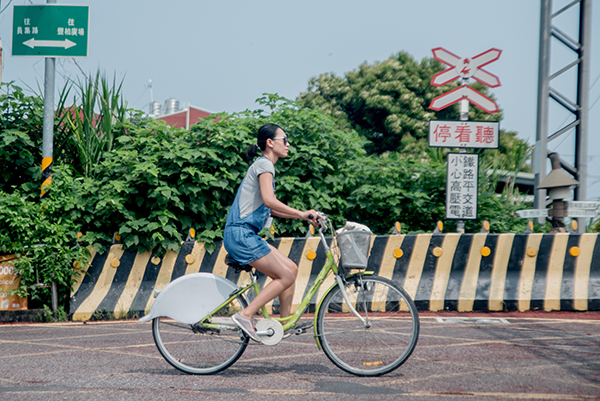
xmin=337 ymin=230 xmax=372 ymax=269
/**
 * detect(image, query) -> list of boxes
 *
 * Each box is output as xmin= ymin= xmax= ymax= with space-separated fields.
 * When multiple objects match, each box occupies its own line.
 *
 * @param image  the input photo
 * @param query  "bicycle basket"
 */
xmin=337 ymin=230 xmax=372 ymax=269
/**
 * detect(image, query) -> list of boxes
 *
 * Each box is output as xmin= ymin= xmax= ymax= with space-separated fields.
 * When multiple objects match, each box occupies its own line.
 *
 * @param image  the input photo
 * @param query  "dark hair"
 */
xmin=246 ymin=123 xmax=282 ymax=159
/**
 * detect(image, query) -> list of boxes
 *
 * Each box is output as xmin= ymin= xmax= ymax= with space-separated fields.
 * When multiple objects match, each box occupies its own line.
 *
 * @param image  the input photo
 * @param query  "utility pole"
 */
xmin=534 ymin=0 xmax=592 ymax=233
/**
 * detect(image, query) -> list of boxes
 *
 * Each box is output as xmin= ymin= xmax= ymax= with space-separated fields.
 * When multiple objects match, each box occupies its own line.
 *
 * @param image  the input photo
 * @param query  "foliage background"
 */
xmin=1 ymin=52 xmax=551 ymax=311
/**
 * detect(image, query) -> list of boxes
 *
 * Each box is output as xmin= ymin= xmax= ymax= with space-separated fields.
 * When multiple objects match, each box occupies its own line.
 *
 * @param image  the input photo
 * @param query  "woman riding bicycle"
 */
xmin=224 ymin=123 xmax=320 ymax=342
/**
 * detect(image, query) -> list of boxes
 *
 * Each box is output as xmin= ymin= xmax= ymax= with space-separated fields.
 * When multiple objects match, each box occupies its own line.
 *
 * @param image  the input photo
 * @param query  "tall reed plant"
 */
xmin=59 ymin=71 xmax=128 ymax=177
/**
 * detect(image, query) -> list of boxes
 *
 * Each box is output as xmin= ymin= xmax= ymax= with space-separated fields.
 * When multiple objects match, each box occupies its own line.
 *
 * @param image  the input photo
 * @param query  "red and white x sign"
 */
xmin=429 ymin=85 xmax=499 ymax=113
xmin=430 ymin=47 xmax=502 ymax=88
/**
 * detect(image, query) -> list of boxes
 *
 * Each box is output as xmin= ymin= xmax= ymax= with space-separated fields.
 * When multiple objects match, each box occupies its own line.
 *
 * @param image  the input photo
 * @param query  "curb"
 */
xmin=0 ymin=309 xmax=46 ymax=323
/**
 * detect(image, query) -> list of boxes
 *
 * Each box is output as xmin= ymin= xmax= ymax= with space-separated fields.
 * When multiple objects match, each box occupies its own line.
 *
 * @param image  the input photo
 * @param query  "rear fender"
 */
xmin=139 ymin=273 xmax=239 ymax=324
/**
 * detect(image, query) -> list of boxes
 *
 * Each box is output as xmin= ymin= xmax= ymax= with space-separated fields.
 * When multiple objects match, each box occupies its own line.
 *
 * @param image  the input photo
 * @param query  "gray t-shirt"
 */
xmin=238 ymin=157 xmax=275 ymax=219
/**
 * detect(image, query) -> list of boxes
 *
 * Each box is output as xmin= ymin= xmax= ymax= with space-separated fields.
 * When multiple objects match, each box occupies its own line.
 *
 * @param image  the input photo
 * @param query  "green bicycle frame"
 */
xmin=199 ymin=233 xmax=373 ymax=349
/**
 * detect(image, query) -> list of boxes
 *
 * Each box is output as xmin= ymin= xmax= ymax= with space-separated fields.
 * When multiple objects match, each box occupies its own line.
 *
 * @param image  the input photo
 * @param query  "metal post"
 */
xmin=575 ymin=0 xmax=591 ymax=233
xmin=41 ymin=57 xmax=55 ymax=198
xmin=51 ymin=282 xmax=58 ymax=320
xmin=0 ymin=39 xmax=3 ymax=86
xmin=43 ymin=0 xmax=58 ymax=315
xmin=534 ymin=0 xmax=551 ymax=220
xmin=456 ymin=92 xmax=469 ymax=234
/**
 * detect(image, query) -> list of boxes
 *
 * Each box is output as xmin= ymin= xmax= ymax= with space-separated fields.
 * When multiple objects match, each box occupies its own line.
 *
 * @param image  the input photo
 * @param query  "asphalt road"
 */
xmin=0 ymin=311 xmax=599 ymax=400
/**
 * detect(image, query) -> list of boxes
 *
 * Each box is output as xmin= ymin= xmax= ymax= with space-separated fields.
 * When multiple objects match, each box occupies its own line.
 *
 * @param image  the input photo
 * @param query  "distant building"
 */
xmin=156 ymin=105 xmax=215 ymax=129
xmin=147 ymin=98 xmax=215 ymax=129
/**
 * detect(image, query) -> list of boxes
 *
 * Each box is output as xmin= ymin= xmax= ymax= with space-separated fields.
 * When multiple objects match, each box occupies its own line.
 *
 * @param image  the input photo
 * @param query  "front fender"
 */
xmin=313 ymin=271 xmax=375 ymax=350
xmin=139 ymin=273 xmax=238 ymax=324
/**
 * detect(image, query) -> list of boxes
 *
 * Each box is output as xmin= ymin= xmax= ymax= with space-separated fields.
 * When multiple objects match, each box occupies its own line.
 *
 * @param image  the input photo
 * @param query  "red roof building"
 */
xmin=156 ymin=105 xmax=214 ymax=129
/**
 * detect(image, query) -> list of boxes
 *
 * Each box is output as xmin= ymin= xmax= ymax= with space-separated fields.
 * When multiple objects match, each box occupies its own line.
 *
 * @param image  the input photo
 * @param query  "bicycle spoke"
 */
xmin=152 ymin=294 xmax=249 ymax=375
xmin=316 ymin=275 xmax=419 ymax=376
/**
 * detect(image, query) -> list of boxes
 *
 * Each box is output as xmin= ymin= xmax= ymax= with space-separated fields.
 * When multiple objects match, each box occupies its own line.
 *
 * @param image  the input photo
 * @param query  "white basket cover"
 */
xmin=337 ymin=230 xmax=371 ymax=269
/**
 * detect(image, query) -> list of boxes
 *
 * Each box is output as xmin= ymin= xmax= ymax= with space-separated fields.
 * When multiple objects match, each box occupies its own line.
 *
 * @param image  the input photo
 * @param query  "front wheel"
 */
xmin=316 ymin=275 xmax=419 ymax=376
xmin=152 ymin=294 xmax=249 ymax=375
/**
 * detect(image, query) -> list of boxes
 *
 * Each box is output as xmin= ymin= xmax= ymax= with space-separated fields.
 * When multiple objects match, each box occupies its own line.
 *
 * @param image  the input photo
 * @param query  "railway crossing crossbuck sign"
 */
xmin=429 ymin=48 xmax=501 ymax=114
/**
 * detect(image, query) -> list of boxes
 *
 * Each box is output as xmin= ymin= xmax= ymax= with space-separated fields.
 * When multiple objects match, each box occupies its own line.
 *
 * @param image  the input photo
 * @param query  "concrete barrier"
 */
xmin=70 ymin=233 xmax=600 ymax=321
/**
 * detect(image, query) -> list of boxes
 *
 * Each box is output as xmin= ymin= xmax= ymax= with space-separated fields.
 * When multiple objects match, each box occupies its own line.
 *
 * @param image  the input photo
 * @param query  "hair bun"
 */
xmin=246 ymin=143 xmax=260 ymax=159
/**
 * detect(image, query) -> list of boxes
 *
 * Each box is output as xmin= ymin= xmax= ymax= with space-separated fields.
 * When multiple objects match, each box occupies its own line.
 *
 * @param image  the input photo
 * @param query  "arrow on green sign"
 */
xmin=12 ymin=5 xmax=89 ymax=58
xmin=23 ymin=38 xmax=77 ymax=49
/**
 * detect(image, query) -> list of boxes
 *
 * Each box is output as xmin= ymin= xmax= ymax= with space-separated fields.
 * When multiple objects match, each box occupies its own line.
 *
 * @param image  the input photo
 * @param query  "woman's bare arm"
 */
xmin=258 ymin=173 xmax=318 ymax=224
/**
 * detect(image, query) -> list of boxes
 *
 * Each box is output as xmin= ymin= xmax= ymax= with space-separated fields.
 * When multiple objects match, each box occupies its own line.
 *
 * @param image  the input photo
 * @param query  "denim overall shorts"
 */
xmin=223 ymin=180 xmax=274 ymax=265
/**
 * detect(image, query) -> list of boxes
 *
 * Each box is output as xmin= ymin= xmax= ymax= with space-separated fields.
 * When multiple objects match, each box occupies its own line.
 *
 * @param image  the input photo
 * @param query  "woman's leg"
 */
xmin=268 ymin=246 xmax=298 ymax=318
xmin=239 ymin=245 xmax=298 ymax=319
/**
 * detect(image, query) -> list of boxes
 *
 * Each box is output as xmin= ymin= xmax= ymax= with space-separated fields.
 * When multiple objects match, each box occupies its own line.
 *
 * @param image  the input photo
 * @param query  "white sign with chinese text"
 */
xmin=446 ymin=153 xmax=479 ymax=220
xmin=567 ymin=201 xmax=600 ymax=210
xmin=429 ymin=120 xmax=499 ymax=149
xmin=516 ymin=209 xmax=549 ymax=219
xmin=567 ymin=209 xmax=599 ymax=218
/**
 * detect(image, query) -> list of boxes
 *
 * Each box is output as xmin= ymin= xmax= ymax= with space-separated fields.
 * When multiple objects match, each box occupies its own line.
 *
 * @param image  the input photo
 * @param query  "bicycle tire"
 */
xmin=316 ymin=275 xmax=419 ymax=376
xmin=152 ymin=293 xmax=249 ymax=375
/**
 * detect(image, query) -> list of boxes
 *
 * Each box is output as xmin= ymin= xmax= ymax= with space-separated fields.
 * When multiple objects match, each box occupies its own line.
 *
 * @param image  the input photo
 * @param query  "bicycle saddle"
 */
xmin=225 ymin=254 xmax=254 ymax=273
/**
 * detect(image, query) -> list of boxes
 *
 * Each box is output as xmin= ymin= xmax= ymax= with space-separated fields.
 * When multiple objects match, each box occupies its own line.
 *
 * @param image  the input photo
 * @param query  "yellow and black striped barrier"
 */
xmin=69 ymin=233 xmax=600 ymax=321
xmin=41 ymin=157 xmax=52 ymax=198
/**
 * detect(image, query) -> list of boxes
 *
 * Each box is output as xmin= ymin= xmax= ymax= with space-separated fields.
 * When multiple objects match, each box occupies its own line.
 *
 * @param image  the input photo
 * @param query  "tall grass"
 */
xmin=58 ymin=71 xmax=128 ymax=177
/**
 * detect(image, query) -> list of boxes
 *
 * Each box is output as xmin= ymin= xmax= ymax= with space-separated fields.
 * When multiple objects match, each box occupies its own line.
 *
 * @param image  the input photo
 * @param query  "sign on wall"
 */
xmin=0 ymin=256 xmax=27 ymax=311
xmin=446 ymin=153 xmax=479 ymax=220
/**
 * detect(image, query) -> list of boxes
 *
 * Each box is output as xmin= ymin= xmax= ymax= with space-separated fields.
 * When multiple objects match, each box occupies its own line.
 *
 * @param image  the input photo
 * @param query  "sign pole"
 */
xmin=41 ymin=0 xmax=57 ymax=199
xmin=41 ymin=0 xmax=58 ymax=319
xmin=456 ymin=86 xmax=469 ymax=233
xmin=41 ymin=55 xmax=55 ymax=199
xmin=13 ymin=0 xmax=89 ymax=319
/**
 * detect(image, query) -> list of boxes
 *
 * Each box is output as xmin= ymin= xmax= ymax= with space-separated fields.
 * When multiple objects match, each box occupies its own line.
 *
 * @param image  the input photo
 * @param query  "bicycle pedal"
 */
xmin=294 ymin=321 xmax=314 ymax=331
xmin=283 ymin=321 xmax=313 ymax=338
xmin=282 ymin=329 xmax=302 ymax=339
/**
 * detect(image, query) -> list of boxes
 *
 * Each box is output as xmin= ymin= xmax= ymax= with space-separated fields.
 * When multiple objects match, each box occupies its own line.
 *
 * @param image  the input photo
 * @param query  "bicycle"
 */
xmin=140 ymin=215 xmax=419 ymax=376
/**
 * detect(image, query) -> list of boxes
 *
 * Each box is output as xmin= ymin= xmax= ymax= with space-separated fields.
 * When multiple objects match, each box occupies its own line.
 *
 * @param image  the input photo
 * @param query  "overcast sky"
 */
xmin=1 ymin=0 xmax=599 ymax=200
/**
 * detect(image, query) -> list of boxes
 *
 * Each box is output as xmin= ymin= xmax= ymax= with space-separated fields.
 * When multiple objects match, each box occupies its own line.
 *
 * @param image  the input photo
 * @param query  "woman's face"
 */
xmin=271 ymin=128 xmax=290 ymax=158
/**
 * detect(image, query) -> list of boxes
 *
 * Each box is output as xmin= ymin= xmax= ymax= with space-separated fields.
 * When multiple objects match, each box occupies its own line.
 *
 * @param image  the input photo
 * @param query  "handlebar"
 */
xmin=305 ymin=212 xmax=333 ymax=252
xmin=308 ymin=213 xmax=329 ymax=232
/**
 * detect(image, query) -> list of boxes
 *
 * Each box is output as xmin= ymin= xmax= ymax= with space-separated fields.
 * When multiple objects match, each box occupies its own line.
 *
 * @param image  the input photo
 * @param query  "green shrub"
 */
xmin=0 ymin=167 xmax=90 ymax=308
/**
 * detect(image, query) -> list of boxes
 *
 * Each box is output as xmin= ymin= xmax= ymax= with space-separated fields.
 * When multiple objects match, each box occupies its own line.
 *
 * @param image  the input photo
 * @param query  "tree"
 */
xmin=297 ymin=51 xmax=502 ymax=155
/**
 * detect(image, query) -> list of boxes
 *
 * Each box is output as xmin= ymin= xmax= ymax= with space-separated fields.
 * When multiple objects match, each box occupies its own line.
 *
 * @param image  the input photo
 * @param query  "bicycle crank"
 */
xmin=254 ymin=319 xmax=284 ymax=346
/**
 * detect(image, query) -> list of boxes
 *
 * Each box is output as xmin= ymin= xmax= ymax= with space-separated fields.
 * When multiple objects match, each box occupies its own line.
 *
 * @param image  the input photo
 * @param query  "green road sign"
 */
xmin=12 ymin=5 xmax=89 ymax=58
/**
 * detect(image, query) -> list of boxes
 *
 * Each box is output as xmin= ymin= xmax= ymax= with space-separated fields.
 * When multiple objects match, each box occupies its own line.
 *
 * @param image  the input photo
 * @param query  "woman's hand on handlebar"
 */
xmin=302 ymin=210 xmax=323 ymax=226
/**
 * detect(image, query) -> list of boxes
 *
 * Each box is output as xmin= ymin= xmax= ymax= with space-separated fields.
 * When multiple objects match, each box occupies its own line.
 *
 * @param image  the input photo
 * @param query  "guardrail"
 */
xmin=69 ymin=232 xmax=599 ymax=321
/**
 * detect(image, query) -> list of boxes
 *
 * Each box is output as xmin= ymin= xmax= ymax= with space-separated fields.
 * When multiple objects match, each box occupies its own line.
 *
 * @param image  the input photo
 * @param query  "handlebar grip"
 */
xmin=308 ymin=214 xmax=314 ymax=220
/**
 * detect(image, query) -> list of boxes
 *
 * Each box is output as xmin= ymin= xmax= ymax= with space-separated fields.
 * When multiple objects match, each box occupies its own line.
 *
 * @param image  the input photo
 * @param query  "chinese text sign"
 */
xmin=429 ymin=120 xmax=499 ymax=149
xmin=12 ymin=5 xmax=89 ymax=57
xmin=446 ymin=153 xmax=479 ymax=220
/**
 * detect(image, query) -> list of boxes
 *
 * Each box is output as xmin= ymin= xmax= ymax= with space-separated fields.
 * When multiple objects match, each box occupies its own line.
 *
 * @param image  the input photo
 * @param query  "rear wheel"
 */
xmin=152 ymin=294 xmax=249 ymax=374
xmin=316 ymin=275 xmax=419 ymax=376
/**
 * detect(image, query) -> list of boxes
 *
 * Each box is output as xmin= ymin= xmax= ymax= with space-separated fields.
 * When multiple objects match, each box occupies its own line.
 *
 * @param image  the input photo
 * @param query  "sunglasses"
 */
xmin=272 ymin=136 xmax=290 ymax=145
